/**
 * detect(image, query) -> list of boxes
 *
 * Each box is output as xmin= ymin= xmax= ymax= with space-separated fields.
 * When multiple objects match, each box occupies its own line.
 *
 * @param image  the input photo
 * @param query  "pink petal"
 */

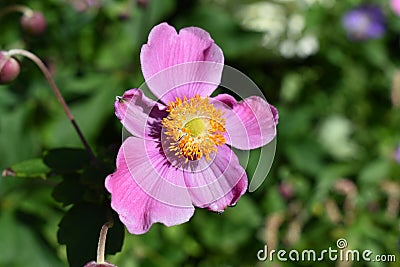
xmin=105 ymin=137 xmax=194 ymax=234
xmin=391 ymin=0 xmax=400 ymax=16
xmin=183 ymin=145 xmax=248 ymax=212
xmin=212 ymin=94 xmax=278 ymax=150
xmin=140 ymin=22 xmax=224 ymax=103
xmin=114 ymin=89 xmax=166 ymax=139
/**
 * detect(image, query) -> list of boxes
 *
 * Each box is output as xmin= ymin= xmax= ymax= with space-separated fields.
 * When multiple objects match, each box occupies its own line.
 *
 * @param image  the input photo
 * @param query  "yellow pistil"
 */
xmin=162 ymin=95 xmax=226 ymax=161
xmin=185 ymin=118 xmax=205 ymax=137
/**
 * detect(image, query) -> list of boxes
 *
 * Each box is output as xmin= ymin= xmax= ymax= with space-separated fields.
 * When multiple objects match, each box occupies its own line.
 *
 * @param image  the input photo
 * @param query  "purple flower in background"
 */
xmin=342 ymin=5 xmax=385 ymax=41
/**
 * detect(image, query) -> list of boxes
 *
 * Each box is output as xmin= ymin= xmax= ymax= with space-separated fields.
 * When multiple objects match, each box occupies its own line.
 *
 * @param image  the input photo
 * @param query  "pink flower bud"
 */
xmin=279 ymin=182 xmax=294 ymax=200
xmin=137 ymin=0 xmax=149 ymax=8
xmin=21 ymin=11 xmax=47 ymax=36
xmin=84 ymin=261 xmax=117 ymax=267
xmin=0 ymin=52 xmax=20 ymax=84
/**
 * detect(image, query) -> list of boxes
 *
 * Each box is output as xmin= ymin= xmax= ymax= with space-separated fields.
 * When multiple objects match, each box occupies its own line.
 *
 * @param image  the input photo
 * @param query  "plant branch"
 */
xmin=97 ymin=221 xmax=113 ymax=263
xmin=0 ymin=5 xmax=32 ymax=18
xmin=6 ymin=49 xmax=96 ymax=160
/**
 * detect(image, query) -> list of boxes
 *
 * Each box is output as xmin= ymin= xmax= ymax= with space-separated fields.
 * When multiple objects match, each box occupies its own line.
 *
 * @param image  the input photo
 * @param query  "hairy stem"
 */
xmin=97 ymin=221 xmax=113 ymax=263
xmin=7 ymin=49 xmax=96 ymax=160
xmin=0 ymin=5 xmax=33 ymax=18
xmin=0 ymin=53 xmax=8 ymax=71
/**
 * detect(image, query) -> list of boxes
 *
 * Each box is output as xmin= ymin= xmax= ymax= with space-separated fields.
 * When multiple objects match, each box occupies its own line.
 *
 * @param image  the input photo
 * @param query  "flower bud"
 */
xmin=279 ymin=182 xmax=294 ymax=200
xmin=0 ymin=52 xmax=20 ymax=84
xmin=84 ymin=261 xmax=117 ymax=267
xmin=21 ymin=11 xmax=47 ymax=36
xmin=137 ymin=0 xmax=149 ymax=8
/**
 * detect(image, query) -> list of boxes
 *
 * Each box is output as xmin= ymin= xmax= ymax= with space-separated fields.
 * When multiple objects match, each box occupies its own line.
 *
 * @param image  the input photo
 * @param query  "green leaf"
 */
xmin=3 ymin=158 xmax=50 ymax=179
xmin=0 ymin=103 xmax=42 ymax=170
xmin=51 ymin=160 xmax=112 ymax=206
xmin=358 ymin=159 xmax=390 ymax=185
xmin=0 ymin=211 xmax=63 ymax=267
xmin=51 ymin=175 xmax=85 ymax=206
xmin=286 ymin=139 xmax=325 ymax=175
xmin=57 ymin=203 xmax=124 ymax=267
xmin=44 ymin=148 xmax=91 ymax=172
xmin=193 ymin=196 xmax=261 ymax=252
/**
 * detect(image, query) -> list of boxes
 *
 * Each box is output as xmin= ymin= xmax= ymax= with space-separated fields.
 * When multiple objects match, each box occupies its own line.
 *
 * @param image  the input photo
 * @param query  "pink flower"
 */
xmin=391 ymin=0 xmax=400 ymax=16
xmin=105 ymin=23 xmax=278 ymax=234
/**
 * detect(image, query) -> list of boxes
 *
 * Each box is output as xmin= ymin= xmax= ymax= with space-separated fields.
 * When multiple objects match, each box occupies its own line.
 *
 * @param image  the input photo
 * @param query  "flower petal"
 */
xmin=140 ymin=22 xmax=224 ymax=103
xmin=183 ymin=145 xmax=248 ymax=212
xmin=114 ymin=89 xmax=167 ymax=139
xmin=105 ymin=137 xmax=194 ymax=234
xmin=212 ymin=94 xmax=278 ymax=150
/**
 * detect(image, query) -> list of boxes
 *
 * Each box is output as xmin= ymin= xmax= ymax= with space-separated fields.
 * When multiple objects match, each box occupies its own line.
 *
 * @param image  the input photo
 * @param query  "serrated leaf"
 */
xmin=44 ymin=148 xmax=91 ymax=172
xmin=3 ymin=158 xmax=50 ymax=179
xmin=57 ymin=203 xmax=124 ymax=267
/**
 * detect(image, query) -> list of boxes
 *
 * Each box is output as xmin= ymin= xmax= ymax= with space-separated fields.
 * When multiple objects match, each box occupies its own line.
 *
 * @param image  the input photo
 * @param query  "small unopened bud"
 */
xmin=137 ymin=0 xmax=149 ymax=8
xmin=21 ymin=11 xmax=47 ymax=36
xmin=84 ymin=261 xmax=117 ymax=267
xmin=118 ymin=11 xmax=131 ymax=21
xmin=279 ymin=182 xmax=294 ymax=200
xmin=0 ymin=51 xmax=20 ymax=84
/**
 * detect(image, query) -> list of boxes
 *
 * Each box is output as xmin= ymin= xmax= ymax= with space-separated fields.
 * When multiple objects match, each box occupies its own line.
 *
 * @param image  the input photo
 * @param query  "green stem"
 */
xmin=0 ymin=5 xmax=33 ymax=19
xmin=6 ymin=49 xmax=96 ymax=161
xmin=97 ymin=221 xmax=113 ymax=263
xmin=0 ymin=53 xmax=9 ymax=71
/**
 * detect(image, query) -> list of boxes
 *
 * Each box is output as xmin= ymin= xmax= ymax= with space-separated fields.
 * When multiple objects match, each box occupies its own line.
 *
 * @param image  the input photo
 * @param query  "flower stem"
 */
xmin=97 ymin=221 xmax=113 ymax=263
xmin=6 ymin=49 xmax=96 ymax=161
xmin=0 ymin=5 xmax=33 ymax=18
xmin=0 ymin=54 xmax=8 ymax=71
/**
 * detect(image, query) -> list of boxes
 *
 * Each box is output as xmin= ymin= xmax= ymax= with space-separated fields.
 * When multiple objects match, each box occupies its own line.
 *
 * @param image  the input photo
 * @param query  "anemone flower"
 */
xmin=105 ymin=23 xmax=278 ymax=234
xmin=342 ymin=5 xmax=385 ymax=41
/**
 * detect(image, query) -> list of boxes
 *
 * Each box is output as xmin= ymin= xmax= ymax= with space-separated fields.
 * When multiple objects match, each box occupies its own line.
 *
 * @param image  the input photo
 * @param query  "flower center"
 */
xmin=184 ymin=118 xmax=205 ymax=137
xmin=162 ymin=95 xmax=226 ymax=161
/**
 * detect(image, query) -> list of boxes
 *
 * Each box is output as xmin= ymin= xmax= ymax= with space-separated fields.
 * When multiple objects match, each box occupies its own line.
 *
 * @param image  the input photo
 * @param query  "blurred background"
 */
xmin=0 ymin=0 xmax=399 ymax=266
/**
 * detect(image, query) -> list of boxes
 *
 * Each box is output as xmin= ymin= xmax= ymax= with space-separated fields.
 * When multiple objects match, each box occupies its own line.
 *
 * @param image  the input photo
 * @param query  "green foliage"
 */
xmin=43 ymin=148 xmax=91 ymax=173
xmin=0 ymin=211 xmax=63 ymax=267
xmin=4 ymin=158 xmax=50 ymax=178
xmin=45 ymin=148 xmax=124 ymax=266
xmin=58 ymin=203 xmax=124 ymax=267
xmin=1 ymin=0 xmax=400 ymax=267
xmin=2 ymin=146 xmax=125 ymax=266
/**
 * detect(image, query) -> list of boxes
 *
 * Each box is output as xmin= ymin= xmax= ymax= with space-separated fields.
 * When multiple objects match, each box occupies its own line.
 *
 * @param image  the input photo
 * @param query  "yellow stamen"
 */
xmin=161 ymin=95 xmax=226 ymax=161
